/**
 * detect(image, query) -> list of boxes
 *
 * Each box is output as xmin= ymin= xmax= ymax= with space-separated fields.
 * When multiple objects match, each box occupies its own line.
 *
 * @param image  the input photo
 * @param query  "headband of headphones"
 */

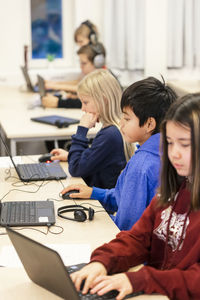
xmin=57 ymin=204 xmax=95 ymax=222
xmin=82 ymin=20 xmax=97 ymax=44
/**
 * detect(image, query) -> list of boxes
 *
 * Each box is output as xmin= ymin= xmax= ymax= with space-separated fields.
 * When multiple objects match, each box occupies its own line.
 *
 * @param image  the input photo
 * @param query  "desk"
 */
xmin=0 ymin=156 xmax=168 ymax=300
xmin=0 ymin=86 xmax=101 ymax=155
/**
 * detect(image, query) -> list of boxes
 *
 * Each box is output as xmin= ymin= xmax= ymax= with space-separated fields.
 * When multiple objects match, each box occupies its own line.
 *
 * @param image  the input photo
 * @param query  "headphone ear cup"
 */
xmin=88 ymin=207 xmax=95 ymax=220
xmin=93 ymin=54 xmax=105 ymax=68
xmin=74 ymin=210 xmax=87 ymax=222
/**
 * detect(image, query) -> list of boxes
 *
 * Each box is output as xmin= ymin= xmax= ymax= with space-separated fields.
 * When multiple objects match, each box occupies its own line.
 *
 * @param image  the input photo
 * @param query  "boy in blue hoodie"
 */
xmin=60 ymin=77 xmax=177 ymax=230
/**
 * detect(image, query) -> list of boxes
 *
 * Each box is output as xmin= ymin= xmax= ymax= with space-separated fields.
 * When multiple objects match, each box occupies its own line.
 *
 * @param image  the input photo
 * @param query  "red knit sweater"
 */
xmin=90 ymin=181 xmax=200 ymax=300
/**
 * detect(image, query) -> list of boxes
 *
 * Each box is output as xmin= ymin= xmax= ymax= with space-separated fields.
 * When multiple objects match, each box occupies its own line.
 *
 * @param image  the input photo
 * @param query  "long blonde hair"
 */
xmin=77 ymin=69 xmax=134 ymax=161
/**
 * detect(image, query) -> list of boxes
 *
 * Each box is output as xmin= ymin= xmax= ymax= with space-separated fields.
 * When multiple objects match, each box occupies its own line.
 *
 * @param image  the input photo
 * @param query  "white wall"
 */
xmin=0 ymin=0 xmax=168 ymax=85
xmin=145 ymin=0 xmax=167 ymax=78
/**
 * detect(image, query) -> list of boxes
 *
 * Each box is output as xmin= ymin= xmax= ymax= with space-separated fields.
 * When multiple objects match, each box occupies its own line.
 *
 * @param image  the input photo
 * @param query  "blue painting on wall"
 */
xmin=31 ymin=0 xmax=63 ymax=59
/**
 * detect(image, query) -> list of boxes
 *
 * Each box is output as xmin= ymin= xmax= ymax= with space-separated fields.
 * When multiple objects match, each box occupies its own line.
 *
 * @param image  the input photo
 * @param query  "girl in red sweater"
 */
xmin=70 ymin=93 xmax=200 ymax=300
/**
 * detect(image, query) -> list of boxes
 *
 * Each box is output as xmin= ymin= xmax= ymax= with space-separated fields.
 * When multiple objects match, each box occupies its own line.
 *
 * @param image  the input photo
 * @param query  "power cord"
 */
xmin=0 ymin=224 xmax=64 ymax=236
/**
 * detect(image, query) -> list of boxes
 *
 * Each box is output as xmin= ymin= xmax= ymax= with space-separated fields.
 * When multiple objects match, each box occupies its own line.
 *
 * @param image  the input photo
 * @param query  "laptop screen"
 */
xmin=0 ymin=134 xmax=19 ymax=174
xmin=37 ymin=75 xmax=46 ymax=97
xmin=21 ymin=66 xmax=34 ymax=91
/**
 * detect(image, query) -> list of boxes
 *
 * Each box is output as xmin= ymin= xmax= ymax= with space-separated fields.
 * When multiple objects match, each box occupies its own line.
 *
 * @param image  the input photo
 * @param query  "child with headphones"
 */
xmin=60 ymin=77 xmax=177 ymax=231
xmin=42 ymin=42 xmax=106 ymax=109
xmin=42 ymin=20 xmax=102 ymax=109
xmin=74 ymin=20 xmax=99 ymax=47
xmin=50 ymin=69 xmax=133 ymax=189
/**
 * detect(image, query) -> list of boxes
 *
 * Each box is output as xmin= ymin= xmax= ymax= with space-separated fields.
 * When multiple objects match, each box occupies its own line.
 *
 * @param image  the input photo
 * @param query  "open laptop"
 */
xmin=0 ymin=135 xmax=67 ymax=182
xmin=21 ymin=66 xmax=38 ymax=92
xmin=37 ymin=74 xmax=47 ymax=97
xmin=6 ymin=227 xmax=143 ymax=299
xmin=1 ymin=200 xmax=55 ymax=227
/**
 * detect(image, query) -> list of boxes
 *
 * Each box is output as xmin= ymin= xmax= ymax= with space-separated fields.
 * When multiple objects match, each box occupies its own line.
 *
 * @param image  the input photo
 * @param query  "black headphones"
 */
xmin=82 ymin=20 xmax=98 ymax=45
xmin=57 ymin=205 xmax=95 ymax=222
xmin=54 ymin=120 xmax=69 ymax=128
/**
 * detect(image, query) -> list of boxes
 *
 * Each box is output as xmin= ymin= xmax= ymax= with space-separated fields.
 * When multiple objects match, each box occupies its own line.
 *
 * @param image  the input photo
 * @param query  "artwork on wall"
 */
xmin=31 ymin=0 xmax=63 ymax=59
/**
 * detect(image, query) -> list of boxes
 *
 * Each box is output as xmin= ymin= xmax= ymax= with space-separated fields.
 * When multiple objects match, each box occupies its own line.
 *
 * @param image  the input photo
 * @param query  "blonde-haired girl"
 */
xmin=51 ymin=69 xmax=132 ymax=189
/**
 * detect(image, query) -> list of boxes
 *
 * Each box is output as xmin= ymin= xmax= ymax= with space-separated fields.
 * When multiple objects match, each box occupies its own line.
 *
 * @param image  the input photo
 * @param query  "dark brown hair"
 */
xmin=159 ymin=93 xmax=200 ymax=210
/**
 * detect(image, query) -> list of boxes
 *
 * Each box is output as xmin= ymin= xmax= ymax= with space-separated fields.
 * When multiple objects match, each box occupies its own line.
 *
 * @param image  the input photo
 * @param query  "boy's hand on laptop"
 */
xmin=61 ymin=184 xmax=93 ymax=199
xmin=42 ymin=94 xmax=58 ymax=108
xmin=70 ymin=262 xmax=107 ymax=294
xmin=50 ymin=149 xmax=68 ymax=161
xmin=79 ymin=113 xmax=98 ymax=129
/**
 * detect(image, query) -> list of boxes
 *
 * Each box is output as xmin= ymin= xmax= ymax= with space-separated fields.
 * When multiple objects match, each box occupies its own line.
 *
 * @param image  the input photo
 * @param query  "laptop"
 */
xmin=1 ymin=200 xmax=55 ymax=227
xmin=0 ymin=135 xmax=67 ymax=182
xmin=37 ymin=74 xmax=47 ymax=97
xmin=6 ymin=227 xmax=143 ymax=299
xmin=21 ymin=66 xmax=38 ymax=92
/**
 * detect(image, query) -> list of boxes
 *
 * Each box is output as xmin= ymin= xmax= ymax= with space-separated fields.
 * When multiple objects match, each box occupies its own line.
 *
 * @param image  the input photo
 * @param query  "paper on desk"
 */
xmin=0 ymin=243 xmax=91 ymax=268
xmin=0 ymin=156 xmax=22 ymax=168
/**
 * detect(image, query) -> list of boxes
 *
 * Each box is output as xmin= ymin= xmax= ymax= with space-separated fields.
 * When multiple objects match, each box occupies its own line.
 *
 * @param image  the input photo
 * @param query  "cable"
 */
xmin=48 ymin=224 xmax=64 ymax=235
xmin=74 ymin=200 xmax=106 ymax=213
xmin=0 ymin=167 xmax=52 ymax=201
xmin=0 ymin=180 xmax=50 ymax=202
xmin=0 ymin=224 xmax=64 ymax=236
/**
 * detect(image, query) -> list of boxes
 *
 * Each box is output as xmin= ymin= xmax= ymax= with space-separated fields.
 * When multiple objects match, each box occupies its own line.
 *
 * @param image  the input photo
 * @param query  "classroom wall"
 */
xmin=0 ymin=0 xmax=105 ymax=85
xmin=0 ymin=0 xmax=167 ymax=85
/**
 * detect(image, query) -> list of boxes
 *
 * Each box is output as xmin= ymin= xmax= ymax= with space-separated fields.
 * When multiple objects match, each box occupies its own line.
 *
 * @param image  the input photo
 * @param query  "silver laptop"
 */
xmin=0 ymin=135 xmax=67 ymax=182
xmin=21 ymin=66 xmax=38 ymax=92
xmin=37 ymin=74 xmax=46 ymax=97
xmin=6 ymin=228 xmax=142 ymax=299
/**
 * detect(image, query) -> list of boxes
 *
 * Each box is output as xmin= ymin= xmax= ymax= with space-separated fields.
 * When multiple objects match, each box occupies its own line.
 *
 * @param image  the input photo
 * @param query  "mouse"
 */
xmin=62 ymin=189 xmax=79 ymax=199
xmin=38 ymin=153 xmax=53 ymax=163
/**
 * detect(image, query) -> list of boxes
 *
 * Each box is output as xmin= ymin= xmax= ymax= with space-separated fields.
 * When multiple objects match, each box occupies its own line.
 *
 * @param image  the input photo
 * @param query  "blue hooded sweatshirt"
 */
xmin=91 ymin=133 xmax=161 ymax=230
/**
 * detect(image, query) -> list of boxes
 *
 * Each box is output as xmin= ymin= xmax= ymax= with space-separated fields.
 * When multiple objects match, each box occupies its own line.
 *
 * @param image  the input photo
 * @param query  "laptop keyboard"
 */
xmin=79 ymin=290 xmax=119 ymax=300
xmin=67 ymin=264 xmax=143 ymax=299
xmin=5 ymin=201 xmax=36 ymax=224
xmin=18 ymin=163 xmax=51 ymax=179
xmin=17 ymin=162 xmax=67 ymax=181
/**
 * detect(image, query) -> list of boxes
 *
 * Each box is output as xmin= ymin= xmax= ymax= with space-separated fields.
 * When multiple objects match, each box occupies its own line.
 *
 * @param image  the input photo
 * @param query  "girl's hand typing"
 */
xmin=70 ymin=262 xmax=107 ymax=294
xmin=90 ymin=273 xmax=133 ymax=300
xmin=79 ymin=112 xmax=98 ymax=129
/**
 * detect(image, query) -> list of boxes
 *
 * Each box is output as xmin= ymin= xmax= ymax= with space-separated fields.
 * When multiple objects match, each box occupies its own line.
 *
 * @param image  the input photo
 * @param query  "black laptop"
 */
xmin=31 ymin=114 xmax=79 ymax=128
xmin=34 ymin=75 xmax=80 ymax=128
xmin=6 ymin=228 xmax=143 ymax=299
xmin=21 ymin=66 xmax=39 ymax=92
xmin=0 ymin=135 xmax=67 ymax=182
xmin=1 ymin=200 xmax=55 ymax=227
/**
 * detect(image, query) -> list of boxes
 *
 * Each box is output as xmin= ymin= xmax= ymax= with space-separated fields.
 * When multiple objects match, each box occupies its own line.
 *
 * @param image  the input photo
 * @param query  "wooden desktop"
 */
xmin=0 ymin=86 xmax=101 ymax=156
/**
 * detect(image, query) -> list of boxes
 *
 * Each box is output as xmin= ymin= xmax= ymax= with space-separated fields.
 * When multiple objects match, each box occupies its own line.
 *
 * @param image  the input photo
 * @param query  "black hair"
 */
xmin=121 ymin=76 xmax=177 ymax=134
